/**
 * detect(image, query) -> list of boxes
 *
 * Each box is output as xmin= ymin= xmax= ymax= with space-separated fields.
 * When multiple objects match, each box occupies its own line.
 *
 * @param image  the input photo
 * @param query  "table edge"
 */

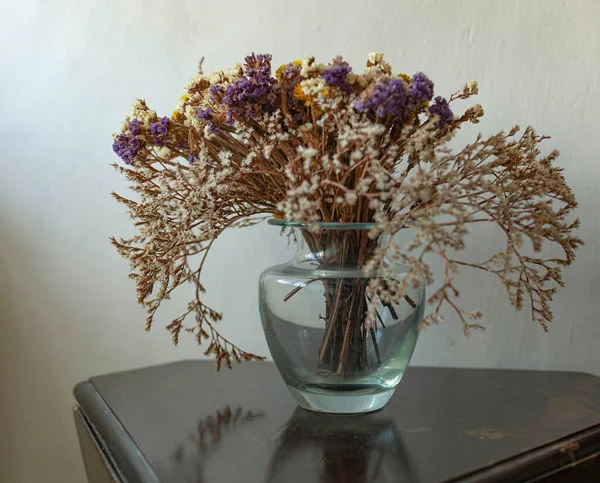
xmin=74 ymin=380 xmax=161 ymax=483
xmin=451 ymin=423 xmax=600 ymax=482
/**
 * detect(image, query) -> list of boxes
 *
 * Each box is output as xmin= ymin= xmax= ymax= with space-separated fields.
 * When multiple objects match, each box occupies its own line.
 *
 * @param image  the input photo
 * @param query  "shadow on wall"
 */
xmin=0 ymin=218 xmax=86 ymax=483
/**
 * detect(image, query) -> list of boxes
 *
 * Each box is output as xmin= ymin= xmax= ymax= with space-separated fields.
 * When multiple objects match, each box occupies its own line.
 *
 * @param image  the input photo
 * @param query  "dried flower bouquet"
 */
xmin=112 ymin=52 xmax=581 ymax=370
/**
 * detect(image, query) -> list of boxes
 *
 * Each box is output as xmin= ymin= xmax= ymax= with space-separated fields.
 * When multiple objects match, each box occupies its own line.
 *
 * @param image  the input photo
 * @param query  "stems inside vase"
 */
xmin=300 ymin=228 xmax=383 ymax=378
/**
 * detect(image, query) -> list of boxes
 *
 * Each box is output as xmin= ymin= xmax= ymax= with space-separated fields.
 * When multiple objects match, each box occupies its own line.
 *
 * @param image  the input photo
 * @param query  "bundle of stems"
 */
xmin=304 ymin=229 xmax=377 ymax=376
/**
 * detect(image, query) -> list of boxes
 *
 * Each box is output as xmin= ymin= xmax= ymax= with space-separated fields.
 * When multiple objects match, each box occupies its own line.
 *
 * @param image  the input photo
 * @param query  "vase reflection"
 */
xmin=266 ymin=407 xmax=416 ymax=483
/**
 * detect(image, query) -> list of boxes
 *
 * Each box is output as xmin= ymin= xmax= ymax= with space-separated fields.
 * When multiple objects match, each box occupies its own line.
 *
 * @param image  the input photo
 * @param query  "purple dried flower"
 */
xmin=354 ymin=78 xmax=409 ymax=121
xmin=322 ymin=65 xmax=352 ymax=93
xmin=149 ymin=116 xmax=170 ymax=146
xmin=128 ymin=119 xmax=141 ymax=136
xmin=197 ymin=108 xmax=220 ymax=134
xmin=113 ymin=133 xmax=141 ymax=164
xmin=409 ymin=72 xmax=434 ymax=106
xmin=188 ymin=154 xmax=196 ymax=164
xmin=197 ymin=108 xmax=214 ymax=121
xmin=428 ymin=96 xmax=454 ymax=129
xmin=244 ymin=53 xmax=273 ymax=80
xmin=112 ymin=120 xmax=144 ymax=164
xmin=209 ymin=85 xmax=222 ymax=102
xmin=221 ymin=53 xmax=278 ymax=123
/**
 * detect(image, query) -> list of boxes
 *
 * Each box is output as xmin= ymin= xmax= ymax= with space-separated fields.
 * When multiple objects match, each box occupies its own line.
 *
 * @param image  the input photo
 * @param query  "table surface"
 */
xmin=74 ymin=361 xmax=600 ymax=483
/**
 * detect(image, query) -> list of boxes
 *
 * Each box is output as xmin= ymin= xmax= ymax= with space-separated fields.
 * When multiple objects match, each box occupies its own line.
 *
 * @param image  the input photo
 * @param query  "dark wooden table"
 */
xmin=73 ymin=361 xmax=600 ymax=482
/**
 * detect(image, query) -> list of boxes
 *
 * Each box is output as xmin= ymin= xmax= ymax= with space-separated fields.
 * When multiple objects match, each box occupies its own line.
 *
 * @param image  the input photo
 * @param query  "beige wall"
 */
xmin=1 ymin=0 xmax=599 ymax=481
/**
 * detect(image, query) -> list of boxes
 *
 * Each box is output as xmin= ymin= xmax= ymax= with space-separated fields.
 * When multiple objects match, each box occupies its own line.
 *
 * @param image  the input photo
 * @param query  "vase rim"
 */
xmin=268 ymin=218 xmax=378 ymax=230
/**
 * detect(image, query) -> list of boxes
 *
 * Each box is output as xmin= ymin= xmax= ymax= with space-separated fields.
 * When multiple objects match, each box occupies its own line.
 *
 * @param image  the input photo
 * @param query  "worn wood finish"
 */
xmin=74 ymin=362 xmax=600 ymax=482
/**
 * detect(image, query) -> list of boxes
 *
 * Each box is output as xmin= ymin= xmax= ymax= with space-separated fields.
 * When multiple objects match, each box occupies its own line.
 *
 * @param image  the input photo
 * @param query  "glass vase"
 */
xmin=259 ymin=220 xmax=425 ymax=414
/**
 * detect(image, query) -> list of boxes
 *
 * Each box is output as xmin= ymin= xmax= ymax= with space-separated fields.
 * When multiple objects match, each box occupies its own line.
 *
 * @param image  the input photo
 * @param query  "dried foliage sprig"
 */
xmin=111 ymin=52 xmax=581 ymax=367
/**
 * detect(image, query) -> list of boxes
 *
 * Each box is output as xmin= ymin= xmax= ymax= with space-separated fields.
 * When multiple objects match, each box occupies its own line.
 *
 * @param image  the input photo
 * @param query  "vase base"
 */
xmin=287 ymin=385 xmax=395 ymax=414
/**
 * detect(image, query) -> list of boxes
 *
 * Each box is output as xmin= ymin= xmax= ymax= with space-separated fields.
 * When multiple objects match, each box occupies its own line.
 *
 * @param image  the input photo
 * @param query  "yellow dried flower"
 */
xmin=171 ymin=94 xmax=189 ymax=121
xmin=397 ymin=73 xmax=411 ymax=83
xmin=276 ymin=65 xmax=286 ymax=82
xmin=293 ymin=83 xmax=326 ymax=117
xmin=293 ymin=83 xmax=312 ymax=106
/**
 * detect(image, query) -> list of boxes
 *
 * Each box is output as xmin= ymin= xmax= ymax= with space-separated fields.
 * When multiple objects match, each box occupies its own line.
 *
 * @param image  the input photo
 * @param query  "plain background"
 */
xmin=1 ymin=0 xmax=599 ymax=481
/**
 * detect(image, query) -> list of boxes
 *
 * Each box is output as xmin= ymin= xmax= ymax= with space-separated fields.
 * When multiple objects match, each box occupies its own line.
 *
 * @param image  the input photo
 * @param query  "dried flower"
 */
xmin=428 ymin=96 xmax=454 ymax=128
xmin=149 ymin=116 xmax=170 ymax=146
xmin=354 ymin=77 xmax=409 ymax=121
xmin=466 ymin=80 xmax=479 ymax=95
xmin=293 ymin=83 xmax=311 ymax=106
xmin=409 ymin=72 xmax=434 ymax=106
xmin=221 ymin=54 xmax=278 ymax=123
xmin=112 ymin=120 xmax=143 ymax=164
xmin=366 ymin=52 xmax=392 ymax=75
xmin=322 ymin=65 xmax=352 ymax=93
xmin=196 ymin=108 xmax=219 ymax=134
xmin=276 ymin=60 xmax=302 ymax=82
xmin=110 ymin=52 xmax=582 ymax=367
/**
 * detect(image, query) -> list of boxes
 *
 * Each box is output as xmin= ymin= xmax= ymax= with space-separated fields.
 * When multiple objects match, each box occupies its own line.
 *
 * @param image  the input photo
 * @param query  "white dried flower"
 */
xmin=366 ymin=52 xmax=392 ymax=75
xmin=300 ymin=55 xmax=324 ymax=77
xmin=209 ymin=72 xmax=223 ymax=85
xmin=184 ymin=74 xmax=210 ymax=93
xmin=345 ymin=191 xmax=358 ymax=205
xmin=466 ymin=80 xmax=479 ymax=95
xmin=130 ymin=99 xmax=158 ymax=127
xmin=218 ymin=149 xmax=233 ymax=166
xmin=298 ymin=146 xmax=318 ymax=159
xmin=263 ymin=145 xmax=274 ymax=159
xmin=242 ymin=152 xmax=257 ymax=166
xmin=300 ymin=78 xmax=328 ymax=96
xmin=470 ymin=103 xmax=484 ymax=122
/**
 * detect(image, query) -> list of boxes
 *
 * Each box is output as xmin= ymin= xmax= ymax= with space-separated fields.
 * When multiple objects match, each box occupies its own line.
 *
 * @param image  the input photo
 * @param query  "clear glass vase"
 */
xmin=259 ymin=220 xmax=425 ymax=414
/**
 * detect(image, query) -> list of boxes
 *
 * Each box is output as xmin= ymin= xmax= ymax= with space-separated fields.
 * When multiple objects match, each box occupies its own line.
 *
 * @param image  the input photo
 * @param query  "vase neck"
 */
xmin=292 ymin=228 xmax=384 ymax=269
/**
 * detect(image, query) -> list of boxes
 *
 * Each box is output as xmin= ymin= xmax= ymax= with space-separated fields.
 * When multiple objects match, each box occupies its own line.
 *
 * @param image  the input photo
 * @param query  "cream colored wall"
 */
xmin=1 ymin=0 xmax=599 ymax=481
